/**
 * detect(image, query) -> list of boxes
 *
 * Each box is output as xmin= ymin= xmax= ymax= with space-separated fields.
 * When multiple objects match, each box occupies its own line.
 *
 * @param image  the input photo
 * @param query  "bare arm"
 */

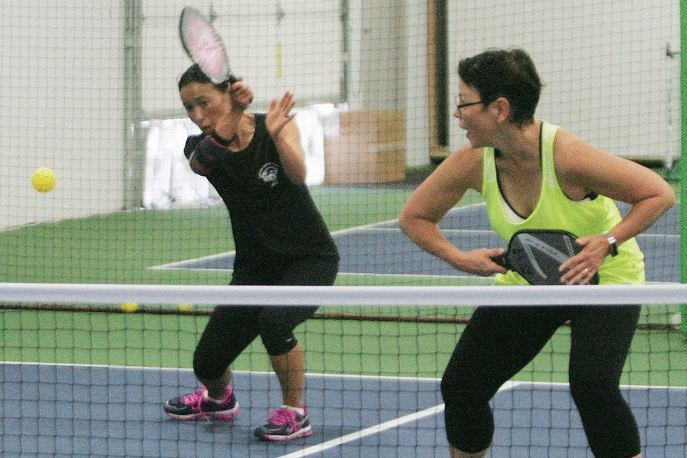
xmin=399 ymin=146 xmax=506 ymax=276
xmin=555 ymin=129 xmax=676 ymax=282
xmin=266 ymin=91 xmax=306 ymax=184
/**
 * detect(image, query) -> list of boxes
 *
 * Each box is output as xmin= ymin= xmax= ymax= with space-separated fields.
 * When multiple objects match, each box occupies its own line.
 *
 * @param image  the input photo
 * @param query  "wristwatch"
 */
xmin=604 ymin=232 xmax=618 ymax=256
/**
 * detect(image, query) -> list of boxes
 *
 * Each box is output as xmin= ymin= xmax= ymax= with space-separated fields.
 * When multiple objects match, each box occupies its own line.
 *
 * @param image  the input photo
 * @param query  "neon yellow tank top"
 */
xmin=482 ymin=121 xmax=645 ymax=285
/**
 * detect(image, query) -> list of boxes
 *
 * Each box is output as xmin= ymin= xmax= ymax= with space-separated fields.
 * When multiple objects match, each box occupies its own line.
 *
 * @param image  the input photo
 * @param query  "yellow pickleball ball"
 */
xmin=177 ymin=303 xmax=193 ymax=313
xmin=120 ymin=302 xmax=139 ymax=313
xmin=32 ymin=167 xmax=56 ymax=193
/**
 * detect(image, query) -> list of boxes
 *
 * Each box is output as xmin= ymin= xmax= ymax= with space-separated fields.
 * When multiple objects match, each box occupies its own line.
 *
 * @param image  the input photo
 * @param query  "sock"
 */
xmin=204 ymin=388 xmax=228 ymax=403
xmin=282 ymin=405 xmax=305 ymax=416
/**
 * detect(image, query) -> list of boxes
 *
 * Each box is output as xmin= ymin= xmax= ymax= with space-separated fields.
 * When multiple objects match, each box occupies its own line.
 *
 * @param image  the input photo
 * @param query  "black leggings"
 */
xmin=442 ymin=304 xmax=641 ymax=457
xmin=193 ymin=254 xmax=338 ymax=381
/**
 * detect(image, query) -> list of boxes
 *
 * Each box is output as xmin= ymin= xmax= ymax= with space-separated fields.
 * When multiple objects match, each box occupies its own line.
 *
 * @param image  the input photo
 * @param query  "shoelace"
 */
xmin=267 ymin=408 xmax=298 ymax=430
xmin=182 ymin=387 xmax=210 ymax=420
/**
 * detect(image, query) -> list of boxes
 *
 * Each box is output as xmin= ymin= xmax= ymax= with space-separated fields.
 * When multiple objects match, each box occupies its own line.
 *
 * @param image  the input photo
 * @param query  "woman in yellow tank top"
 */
xmin=400 ymin=48 xmax=675 ymax=458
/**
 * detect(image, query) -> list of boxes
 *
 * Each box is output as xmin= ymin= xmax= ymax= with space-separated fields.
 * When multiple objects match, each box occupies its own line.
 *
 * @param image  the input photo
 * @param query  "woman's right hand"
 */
xmin=454 ymin=248 xmax=508 ymax=277
xmin=229 ymin=77 xmax=253 ymax=111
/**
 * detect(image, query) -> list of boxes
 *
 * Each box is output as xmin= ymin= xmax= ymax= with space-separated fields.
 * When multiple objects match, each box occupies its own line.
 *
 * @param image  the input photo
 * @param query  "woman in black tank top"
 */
xmin=163 ymin=64 xmax=339 ymax=442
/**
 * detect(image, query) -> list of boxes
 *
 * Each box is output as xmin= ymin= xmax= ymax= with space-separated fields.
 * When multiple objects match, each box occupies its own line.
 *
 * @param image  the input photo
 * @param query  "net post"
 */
xmin=681 ymin=0 xmax=687 ymax=333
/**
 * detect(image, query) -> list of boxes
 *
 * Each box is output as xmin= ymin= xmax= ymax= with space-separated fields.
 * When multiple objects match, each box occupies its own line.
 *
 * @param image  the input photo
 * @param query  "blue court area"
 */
xmin=2 ymin=363 xmax=685 ymax=457
xmin=157 ymin=203 xmax=681 ymax=284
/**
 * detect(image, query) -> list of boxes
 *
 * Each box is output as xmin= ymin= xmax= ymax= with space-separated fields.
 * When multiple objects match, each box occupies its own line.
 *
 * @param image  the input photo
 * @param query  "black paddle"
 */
xmin=491 ymin=229 xmax=599 ymax=285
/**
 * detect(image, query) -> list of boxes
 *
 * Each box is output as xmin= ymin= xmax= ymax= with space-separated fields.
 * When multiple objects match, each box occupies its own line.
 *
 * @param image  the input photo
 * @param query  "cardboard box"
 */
xmin=324 ymin=111 xmax=405 ymax=184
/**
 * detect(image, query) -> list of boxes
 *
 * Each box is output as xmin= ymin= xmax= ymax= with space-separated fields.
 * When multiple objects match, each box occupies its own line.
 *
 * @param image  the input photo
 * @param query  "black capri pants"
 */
xmin=441 ymin=303 xmax=641 ymax=457
xmin=193 ymin=253 xmax=339 ymax=381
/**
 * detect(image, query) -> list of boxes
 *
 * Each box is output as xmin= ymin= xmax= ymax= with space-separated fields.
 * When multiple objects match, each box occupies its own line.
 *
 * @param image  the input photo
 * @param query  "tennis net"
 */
xmin=1 ymin=284 xmax=685 ymax=457
xmin=1 ymin=0 xmax=685 ymax=455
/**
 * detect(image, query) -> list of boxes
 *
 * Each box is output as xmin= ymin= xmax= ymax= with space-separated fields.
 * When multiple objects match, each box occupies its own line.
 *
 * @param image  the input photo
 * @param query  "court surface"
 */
xmin=2 ymin=362 xmax=685 ymax=457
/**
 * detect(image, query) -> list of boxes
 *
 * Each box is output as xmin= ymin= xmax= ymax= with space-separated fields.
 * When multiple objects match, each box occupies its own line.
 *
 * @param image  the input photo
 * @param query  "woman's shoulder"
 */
xmin=551 ymin=125 xmax=600 ymax=165
xmin=448 ymin=144 xmax=483 ymax=164
xmin=551 ymin=124 xmax=622 ymax=190
xmin=183 ymin=134 xmax=205 ymax=157
xmin=432 ymin=145 xmax=484 ymax=191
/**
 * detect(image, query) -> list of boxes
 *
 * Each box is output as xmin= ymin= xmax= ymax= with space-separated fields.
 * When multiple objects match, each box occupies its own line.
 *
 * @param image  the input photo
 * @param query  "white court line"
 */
xmin=334 ymin=271 xmax=492 ymax=282
xmin=277 ymin=403 xmax=445 ymax=458
xmin=637 ymin=233 xmax=681 ymax=239
xmin=277 ymin=380 xmax=522 ymax=458
xmin=356 ymin=227 xmax=494 ymax=235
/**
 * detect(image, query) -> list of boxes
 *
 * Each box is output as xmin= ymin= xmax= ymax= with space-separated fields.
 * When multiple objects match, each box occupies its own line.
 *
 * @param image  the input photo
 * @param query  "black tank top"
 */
xmin=184 ymin=114 xmax=338 ymax=268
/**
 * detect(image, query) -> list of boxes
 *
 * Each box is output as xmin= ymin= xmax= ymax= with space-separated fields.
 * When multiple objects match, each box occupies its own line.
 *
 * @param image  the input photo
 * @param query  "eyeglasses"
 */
xmin=455 ymin=99 xmax=484 ymax=113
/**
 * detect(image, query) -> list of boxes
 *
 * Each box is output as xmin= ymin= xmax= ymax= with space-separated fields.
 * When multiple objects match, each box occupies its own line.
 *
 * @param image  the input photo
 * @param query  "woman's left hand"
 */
xmin=558 ymin=235 xmax=610 ymax=284
xmin=266 ymin=91 xmax=296 ymax=139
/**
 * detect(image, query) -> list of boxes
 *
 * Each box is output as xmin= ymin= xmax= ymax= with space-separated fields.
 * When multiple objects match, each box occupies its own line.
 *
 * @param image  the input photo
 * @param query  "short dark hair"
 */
xmin=458 ymin=48 xmax=542 ymax=126
xmin=178 ymin=63 xmax=230 ymax=92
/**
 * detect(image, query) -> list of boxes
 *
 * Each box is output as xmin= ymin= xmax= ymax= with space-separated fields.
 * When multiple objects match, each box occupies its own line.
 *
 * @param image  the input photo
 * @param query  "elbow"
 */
xmin=399 ymin=218 xmax=409 ymax=237
xmin=399 ymin=203 xmax=429 ymax=238
xmin=398 ymin=209 xmax=414 ymax=237
xmin=643 ymin=185 xmax=678 ymax=223
xmin=657 ymin=181 xmax=677 ymax=212
xmin=663 ymin=187 xmax=677 ymax=212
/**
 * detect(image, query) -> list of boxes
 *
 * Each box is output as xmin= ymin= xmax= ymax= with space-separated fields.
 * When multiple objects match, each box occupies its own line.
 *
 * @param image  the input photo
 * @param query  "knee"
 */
xmin=441 ymin=371 xmax=487 ymax=408
xmin=569 ymin=379 xmax=640 ymax=457
xmin=258 ymin=318 xmax=298 ymax=356
xmin=441 ymin=370 xmax=496 ymax=453
xmin=257 ymin=307 xmax=314 ymax=356
xmin=260 ymin=332 xmax=298 ymax=356
xmin=442 ymin=376 xmax=494 ymax=453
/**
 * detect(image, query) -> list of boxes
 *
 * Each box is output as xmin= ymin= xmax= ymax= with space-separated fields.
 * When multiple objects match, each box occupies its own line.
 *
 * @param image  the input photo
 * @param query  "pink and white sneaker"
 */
xmin=253 ymin=405 xmax=312 ymax=441
xmin=163 ymin=386 xmax=239 ymax=421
